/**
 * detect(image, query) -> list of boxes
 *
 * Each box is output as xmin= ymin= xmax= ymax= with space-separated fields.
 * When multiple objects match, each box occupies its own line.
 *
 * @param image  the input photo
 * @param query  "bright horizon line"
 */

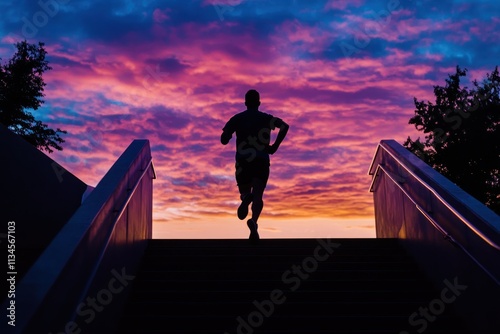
xmin=152 ymin=217 xmax=377 ymax=239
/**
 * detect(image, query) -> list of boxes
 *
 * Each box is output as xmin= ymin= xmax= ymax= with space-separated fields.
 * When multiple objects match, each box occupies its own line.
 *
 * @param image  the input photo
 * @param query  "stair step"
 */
xmin=123 ymin=300 xmax=439 ymax=316
xmin=127 ymin=278 xmax=433 ymax=292
xmin=115 ymin=239 xmax=470 ymax=333
xmin=119 ymin=331 xmax=470 ymax=334
xmin=126 ymin=289 xmax=436 ymax=302
xmin=118 ymin=314 xmax=465 ymax=332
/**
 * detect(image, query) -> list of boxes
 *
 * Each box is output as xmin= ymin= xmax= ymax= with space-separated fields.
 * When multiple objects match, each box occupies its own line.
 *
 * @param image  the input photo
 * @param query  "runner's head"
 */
xmin=245 ymin=89 xmax=260 ymax=109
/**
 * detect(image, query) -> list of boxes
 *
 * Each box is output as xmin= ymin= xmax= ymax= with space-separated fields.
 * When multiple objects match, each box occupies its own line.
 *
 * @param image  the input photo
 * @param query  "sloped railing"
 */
xmin=1 ymin=140 xmax=156 ymax=334
xmin=369 ymin=139 xmax=500 ymax=334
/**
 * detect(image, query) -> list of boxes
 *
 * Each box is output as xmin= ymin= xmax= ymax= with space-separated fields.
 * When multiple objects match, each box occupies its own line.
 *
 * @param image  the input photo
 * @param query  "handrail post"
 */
xmin=368 ymin=139 xmax=500 ymax=334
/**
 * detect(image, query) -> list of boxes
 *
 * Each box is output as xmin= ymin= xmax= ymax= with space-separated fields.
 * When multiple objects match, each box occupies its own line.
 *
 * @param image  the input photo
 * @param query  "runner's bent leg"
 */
xmin=250 ymin=160 xmax=270 ymax=223
xmin=238 ymin=185 xmax=252 ymax=199
xmin=251 ymin=177 xmax=265 ymax=223
xmin=236 ymin=160 xmax=253 ymax=220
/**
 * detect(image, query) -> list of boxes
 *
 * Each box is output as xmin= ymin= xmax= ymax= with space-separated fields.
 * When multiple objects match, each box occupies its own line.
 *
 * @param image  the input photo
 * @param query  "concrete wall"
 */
xmin=0 ymin=124 xmax=88 ymax=281
xmin=1 ymin=139 xmax=155 ymax=334
xmin=369 ymin=139 xmax=500 ymax=334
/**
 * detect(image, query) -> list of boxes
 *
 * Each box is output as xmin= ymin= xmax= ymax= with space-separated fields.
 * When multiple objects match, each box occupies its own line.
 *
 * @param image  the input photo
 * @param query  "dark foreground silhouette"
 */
xmin=221 ymin=89 xmax=289 ymax=241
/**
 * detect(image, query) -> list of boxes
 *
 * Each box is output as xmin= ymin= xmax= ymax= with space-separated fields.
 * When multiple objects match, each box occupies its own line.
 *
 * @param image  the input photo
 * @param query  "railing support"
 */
xmin=368 ymin=139 xmax=500 ymax=334
xmin=1 ymin=140 xmax=156 ymax=334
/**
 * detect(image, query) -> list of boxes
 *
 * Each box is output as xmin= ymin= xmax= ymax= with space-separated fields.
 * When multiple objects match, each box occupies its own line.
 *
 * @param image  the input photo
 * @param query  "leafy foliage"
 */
xmin=404 ymin=66 xmax=500 ymax=214
xmin=0 ymin=41 xmax=66 ymax=153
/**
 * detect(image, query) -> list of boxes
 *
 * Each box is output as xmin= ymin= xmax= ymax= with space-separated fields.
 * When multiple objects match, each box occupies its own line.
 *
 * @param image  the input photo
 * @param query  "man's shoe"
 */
xmin=237 ymin=193 xmax=253 ymax=220
xmin=247 ymin=219 xmax=259 ymax=242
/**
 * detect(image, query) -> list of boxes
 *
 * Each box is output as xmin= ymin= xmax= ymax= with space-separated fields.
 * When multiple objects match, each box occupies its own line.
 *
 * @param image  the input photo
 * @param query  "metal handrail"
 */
xmin=115 ymin=158 xmax=156 ymax=222
xmin=371 ymin=164 xmax=499 ymax=286
xmin=70 ymin=158 xmax=155 ymax=324
xmin=372 ymin=165 xmax=450 ymax=239
xmin=370 ymin=142 xmax=500 ymax=251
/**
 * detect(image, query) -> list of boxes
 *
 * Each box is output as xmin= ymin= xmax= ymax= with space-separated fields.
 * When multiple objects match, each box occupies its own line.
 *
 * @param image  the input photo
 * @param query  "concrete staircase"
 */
xmin=115 ymin=238 xmax=471 ymax=333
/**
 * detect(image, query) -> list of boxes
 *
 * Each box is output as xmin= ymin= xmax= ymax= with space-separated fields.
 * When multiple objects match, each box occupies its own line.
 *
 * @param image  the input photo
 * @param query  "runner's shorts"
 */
xmin=235 ymin=159 xmax=270 ymax=188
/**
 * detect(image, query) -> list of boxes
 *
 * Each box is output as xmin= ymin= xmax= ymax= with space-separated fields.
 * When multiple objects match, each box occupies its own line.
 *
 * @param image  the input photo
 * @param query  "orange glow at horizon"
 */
xmin=152 ymin=217 xmax=377 ymax=239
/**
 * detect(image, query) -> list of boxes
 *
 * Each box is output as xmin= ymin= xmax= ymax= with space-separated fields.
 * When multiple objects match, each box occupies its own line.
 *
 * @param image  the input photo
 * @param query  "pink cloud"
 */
xmin=20 ymin=9 xmax=491 ymax=238
xmin=152 ymin=8 xmax=170 ymax=23
xmin=324 ymin=0 xmax=365 ymax=11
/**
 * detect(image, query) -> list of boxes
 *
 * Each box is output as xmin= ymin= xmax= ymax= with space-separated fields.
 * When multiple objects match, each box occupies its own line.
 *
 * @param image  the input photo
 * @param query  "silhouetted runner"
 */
xmin=221 ymin=89 xmax=289 ymax=242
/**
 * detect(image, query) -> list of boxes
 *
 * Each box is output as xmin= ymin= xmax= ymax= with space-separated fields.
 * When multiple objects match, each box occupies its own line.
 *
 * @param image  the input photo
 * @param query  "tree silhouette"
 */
xmin=0 ymin=40 xmax=66 ymax=153
xmin=404 ymin=66 xmax=500 ymax=214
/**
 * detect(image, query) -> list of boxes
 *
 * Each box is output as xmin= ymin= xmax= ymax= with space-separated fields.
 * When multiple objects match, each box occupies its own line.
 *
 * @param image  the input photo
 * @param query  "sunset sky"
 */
xmin=1 ymin=0 xmax=498 ymax=239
